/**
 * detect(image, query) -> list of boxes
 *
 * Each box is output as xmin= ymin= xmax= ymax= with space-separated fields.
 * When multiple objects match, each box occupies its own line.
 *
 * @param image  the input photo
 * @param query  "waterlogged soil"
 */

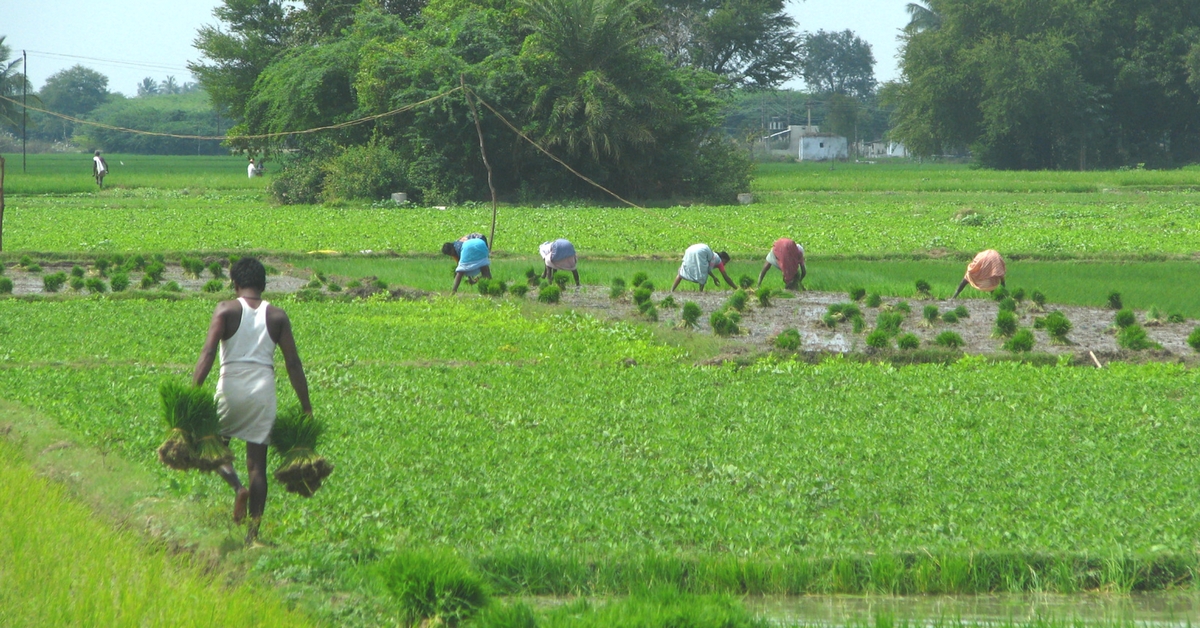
xmin=555 ymin=286 xmax=1199 ymax=361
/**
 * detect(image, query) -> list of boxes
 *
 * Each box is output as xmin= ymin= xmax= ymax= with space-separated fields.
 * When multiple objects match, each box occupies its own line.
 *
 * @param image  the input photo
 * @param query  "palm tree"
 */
xmin=137 ymin=77 xmax=159 ymax=97
xmin=162 ymin=75 xmax=180 ymax=94
xmin=904 ymin=1 xmax=942 ymax=35
xmin=521 ymin=0 xmax=657 ymax=160
xmin=0 ymin=37 xmax=34 ymax=128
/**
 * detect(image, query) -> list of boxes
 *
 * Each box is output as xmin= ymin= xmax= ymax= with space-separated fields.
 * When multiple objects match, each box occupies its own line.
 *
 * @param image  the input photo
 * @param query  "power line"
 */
xmin=25 ymin=50 xmax=189 ymax=73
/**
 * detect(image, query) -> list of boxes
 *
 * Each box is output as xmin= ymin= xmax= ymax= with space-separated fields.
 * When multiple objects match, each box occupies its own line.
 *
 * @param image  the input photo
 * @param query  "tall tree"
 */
xmin=161 ymin=76 xmax=181 ymax=94
xmin=189 ymin=0 xmax=292 ymax=123
xmin=136 ymin=77 xmax=160 ymax=96
xmin=903 ymin=1 xmax=940 ymax=35
xmin=651 ymin=0 xmax=802 ymax=88
xmin=38 ymin=65 xmax=109 ymax=140
xmin=797 ymin=29 xmax=876 ymax=98
xmin=0 ymin=36 xmax=35 ymax=129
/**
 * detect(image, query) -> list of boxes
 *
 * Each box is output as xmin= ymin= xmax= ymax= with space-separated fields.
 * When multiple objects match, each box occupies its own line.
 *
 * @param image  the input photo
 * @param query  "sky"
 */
xmin=4 ymin=0 xmax=910 ymax=97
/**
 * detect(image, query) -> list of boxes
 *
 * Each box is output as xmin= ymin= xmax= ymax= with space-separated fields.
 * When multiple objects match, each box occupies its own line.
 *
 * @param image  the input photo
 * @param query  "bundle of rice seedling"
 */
xmin=271 ymin=406 xmax=333 ymax=497
xmin=156 ymin=381 xmax=211 ymax=471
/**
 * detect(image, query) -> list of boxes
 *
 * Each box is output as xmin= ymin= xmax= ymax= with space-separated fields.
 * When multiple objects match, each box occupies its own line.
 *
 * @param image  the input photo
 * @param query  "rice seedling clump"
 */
xmin=922 ymin=305 xmax=939 ymax=326
xmin=43 ymin=272 xmax=67 ymax=293
xmin=1114 ymin=309 xmax=1136 ymax=328
xmin=376 ymin=550 xmax=489 ymax=627
xmin=1169 ymin=313 xmax=1185 ymax=323
xmin=156 ymin=380 xmax=229 ymax=472
xmin=865 ymin=328 xmax=891 ymax=349
xmin=553 ymin=273 xmax=569 ymax=289
xmin=84 ymin=278 xmax=107 ymax=294
xmin=757 ymin=288 xmax=772 ymax=307
xmin=632 ymin=287 xmax=653 ymax=307
xmin=0 ymin=277 xmax=12 ymax=294
xmin=1108 ymin=292 xmax=1123 ymax=310
xmin=849 ymin=287 xmax=866 ymax=301
xmin=941 ymin=311 xmax=959 ymax=324
xmin=70 ymin=276 xmax=86 ymax=291
xmin=681 ymin=302 xmax=702 ymax=328
xmin=70 ymin=264 xmax=85 ymax=278
xmin=998 ymin=297 xmax=1017 ymax=312
xmin=994 ymin=311 xmax=1018 ymax=337
xmin=509 ymin=284 xmax=528 ymax=298
xmin=109 ymin=273 xmax=130 ymax=292
xmin=710 ymin=309 xmax=739 ymax=336
xmin=774 ymin=328 xmax=801 ymax=350
xmin=610 ymin=277 xmax=626 ymax=299
xmin=935 ymin=331 xmax=964 ymax=348
xmin=897 ymin=333 xmax=920 ymax=350
xmin=271 ymin=406 xmax=333 ymax=497
xmin=537 ymin=285 xmax=561 ymax=304
xmin=915 ymin=279 xmax=931 ymax=296
xmin=161 ymin=281 xmax=182 ymax=293
xmin=875 ymin=311 xmax=904 ymax=336
xmin=659 ymin=295 xmax=677 ymax=309
xmin=1188 ymin=327 xmax=1200 ymax=352
xmin=728 ymin=290 xmax=748 ymax=312
xmin=1002 ymin=328 xmax=1035 ymax=352
xmin=738 ymin=275 xmax=754 ymax=289
xmin=631 ymin=271 xmax=649 ymax=287
xmin=1031 ymin=290 xmax=1047 ymax=308
xmin=866 ymin=293 xmax=882 ymax=307
xmin=954 ymin=305 xmax=970 ymax=319
xmin=1043 ymin=311 xmax=1072 ymax=344
xmin=1118 ymin=325 xmax=1159 ymax=350
xmin=203 ymin=279 xmax=225 ymax=293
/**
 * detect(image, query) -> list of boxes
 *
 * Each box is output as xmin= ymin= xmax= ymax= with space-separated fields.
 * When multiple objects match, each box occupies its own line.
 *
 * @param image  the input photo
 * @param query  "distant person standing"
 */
xmin=92 ymin=150 xmax=108 ymax=188
xmin=539 ymin=238 xmax=580 ymax=287
xmin=248 ymin=157 xmax=257 ymax=179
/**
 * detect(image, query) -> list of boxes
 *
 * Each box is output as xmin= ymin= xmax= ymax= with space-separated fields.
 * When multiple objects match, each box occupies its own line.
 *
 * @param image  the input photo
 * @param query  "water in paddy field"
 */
xmin=746 ymin=593 xmax=1200 ymax=626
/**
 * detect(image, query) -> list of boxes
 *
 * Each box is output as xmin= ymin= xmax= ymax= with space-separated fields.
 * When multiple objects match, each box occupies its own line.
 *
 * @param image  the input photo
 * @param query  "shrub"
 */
xmin=875 ymin=311 xmax=905 ymax=336
xmin=631 ymin=271 xmax=649 ymax=287
xmin=1043 ymin=311 xmax=1072 ymax=343
xmin=43 ymin=272 xmax=67 ymax=293
xmin=320 ymin=143 xmax=408 ymax=202
xmin=851 ymin=315 xmax=866 ymax=334
xmin=866 ymin=293 xmax=882 ymax=307
xmin=376 ymin=550 xmax=489 ymax=627
xmin=1114 ymin=309 xmax=1136 ymax=328
xmin=1003 ymin=328 xmax=1035 ymax=352
xmin=537 ymin=285 xmax=561 ymax=304
xmin=203 ymin=279 xmax=225 ymax=293
xmin=1188 ymin=327 xmax=1200 ymax=352
xmin=954 ymin=305 xmax=969 ymax=319
xmin=728 ymin=290 xmax=748 ymax=312
xmin=509 ymin=284 xmax=528 ymax=298
xmin=757 ymin=288 xmax=772 ymax=307
xmin=0 ymin=277 xmax=11 ymax=294
xmin=994 ymin=311 xmax=1018 ymax=337
xmin=738 ymin=274 xmax=753 ymax=289
xmin=1011 ymin=287 xmax=1026 ymax=302
xmin=1031 ymin=290 xmax=1046 ymax=307
xmin=915 ymin=279 xmax=931 ymax=296
xmin=610 ymin=278 xmax=626 ymax=299
xmin=659 ymin=295 xmax=677 ymax=309
xmin=998 ymin=297 xmax=1016 ymax=312
xmin=160 ymin=281 xmax=182 ymax=293
xmin=774 ymin=328 xmax=801 ymax=350
xmin=1118 ymin=324 xmax=1158 ymax=350
xmin=866 ymin=329 xmax=891 ymax=348
xmin=144 ymin=262 xmax=166 ymax=283
xmin=897 ymin=333 xmax=921 ymax=350
xmin=84 ymin=277 xmax=108 ymax=294
xmin=270 ymin=157 xmax=325 ymax=204
xmin=935 ymin=331 xmax=964 ymax=349
xmin=109 ymin=272 xmax=130 ymax=292
xmin=710 ymin=309 xmax=739 ymax=336
xmin=681 ymin=301 xmax=702 ymax=328
xmin=1107 ymin=292 xmax=1123 ymax=310
xmin=849 ymin=287 xmax=866 ymax=301
xmin=922 ymin=304 xmax=939 ymax=325
xmin=70 ymin=276 xmax=86 ymax=291
xmin=208 ymin=262 xmax=225 ymax=279
xmin=632 ymin=287 xmax=653 ymax=306
xmin=941 ymin=311 xmax=958 ymax=324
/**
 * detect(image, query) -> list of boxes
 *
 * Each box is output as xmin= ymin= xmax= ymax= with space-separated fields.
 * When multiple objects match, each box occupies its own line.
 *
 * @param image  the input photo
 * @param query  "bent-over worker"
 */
xmin=192 ymin=257 xmax=312 ymax=546
xmin=757 ymin=238 xmax=806 ymax=290
xmin=539 ymin=238 xmax=580 ymax=287
xmin=951 ymin=249 xmax=1006 ymax=299
xmin=671 ymin=243 xmax=734 ymax=292
xmin=444 ymin=236 xmax=492 ymax=293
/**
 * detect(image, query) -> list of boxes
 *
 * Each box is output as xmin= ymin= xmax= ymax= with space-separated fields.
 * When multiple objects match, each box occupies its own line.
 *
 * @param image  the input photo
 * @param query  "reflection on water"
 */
xmin=746 ymin=593 xmax=1200 ymax=626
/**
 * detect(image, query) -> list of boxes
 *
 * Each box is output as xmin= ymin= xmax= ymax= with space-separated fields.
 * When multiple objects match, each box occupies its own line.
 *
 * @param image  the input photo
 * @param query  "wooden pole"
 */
xmin=462 ymin=76 xmax=498 ymax=249
xmin=1 ymin=155 xmax=6 ymax=252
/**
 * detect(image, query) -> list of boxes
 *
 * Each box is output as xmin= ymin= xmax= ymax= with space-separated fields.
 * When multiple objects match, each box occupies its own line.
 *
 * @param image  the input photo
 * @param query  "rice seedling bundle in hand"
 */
xmin=156 ymin=381 xmax=215 ymax=471
xmin=271 ymin=406 xmax=333 ymax=497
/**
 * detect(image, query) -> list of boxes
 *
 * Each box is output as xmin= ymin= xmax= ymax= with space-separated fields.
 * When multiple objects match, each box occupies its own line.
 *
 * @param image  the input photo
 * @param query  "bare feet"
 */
xmin=245 ymin=517 xmax=261 ymax=546
xmin=233 ymin=487 xmax=250 ymax=524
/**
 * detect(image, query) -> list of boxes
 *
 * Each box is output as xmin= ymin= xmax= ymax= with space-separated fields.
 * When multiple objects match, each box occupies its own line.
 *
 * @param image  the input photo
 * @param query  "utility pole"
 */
xmin=22 ymin=50 xmax=27 ymax=173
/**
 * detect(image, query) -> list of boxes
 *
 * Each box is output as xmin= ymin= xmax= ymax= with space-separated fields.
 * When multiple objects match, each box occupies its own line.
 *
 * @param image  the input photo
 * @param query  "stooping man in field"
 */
xmin=757 ymin=237 xmax=806 ymax=291
xmin=192 ymin=257 xmax=313 ymax=546
xmin=951 ymin=249 xmax=1007 ymax=299
xmin=671 ymin=243 xmax=735 ymax=292
xmin=441 ymin=233 xmax=492 ymax=293
xmin=92 ymin=150 xmax=108 ymax=188
xmin=539 ymin=238 xmax=580 ymax=287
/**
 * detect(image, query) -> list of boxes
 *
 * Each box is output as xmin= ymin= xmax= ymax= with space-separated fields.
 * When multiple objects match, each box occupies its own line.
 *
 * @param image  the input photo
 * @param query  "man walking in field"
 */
xmin=951 ymin=249 xmax=1006 ymax=299
xmin=92 ymin=150 xmax=108 ymax=188
xmin=192 ymin=257 xmax=313 ymax=546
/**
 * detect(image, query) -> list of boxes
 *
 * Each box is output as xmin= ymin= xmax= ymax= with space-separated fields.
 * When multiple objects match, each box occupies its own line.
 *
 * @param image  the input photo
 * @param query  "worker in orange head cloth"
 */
xmin=951 ymin=249 xmax=1006 ymax=299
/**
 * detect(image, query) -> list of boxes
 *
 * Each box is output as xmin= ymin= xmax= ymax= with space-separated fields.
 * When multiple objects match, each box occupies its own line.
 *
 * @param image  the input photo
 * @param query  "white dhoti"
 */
xmin=216 ymin=363 xmax=277 ymax=444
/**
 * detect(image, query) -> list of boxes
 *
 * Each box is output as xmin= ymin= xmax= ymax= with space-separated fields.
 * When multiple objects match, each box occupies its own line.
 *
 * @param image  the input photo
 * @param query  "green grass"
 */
xmin=0 ymin=153 xmax=265 ymax=194
xmin=2 ymin=297 xmax=1200 ymax=609
xmin=0 ymin=438 xmax=312 ymax=627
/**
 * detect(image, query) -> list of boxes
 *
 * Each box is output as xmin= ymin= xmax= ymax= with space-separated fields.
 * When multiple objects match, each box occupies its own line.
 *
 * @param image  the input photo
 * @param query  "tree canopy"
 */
xmin=797 ymin=29 xmax=876 ymax=98
xmin=0 ymin=36 xmax=34 ymax=130
xmin=888 ymin=0 xmax=1200 ymax=169
xmin=36 ymin=65 xmax=110 ymax=141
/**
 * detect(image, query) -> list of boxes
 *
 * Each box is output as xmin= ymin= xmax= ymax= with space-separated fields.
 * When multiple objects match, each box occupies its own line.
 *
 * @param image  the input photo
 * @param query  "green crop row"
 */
xmin=1 ymin=297 xmax=1199 ymax=608
xmin=5 ymin=187 xmax=1200 ymax=257
xmin=0 ymin=153 xmax=267 ymax=194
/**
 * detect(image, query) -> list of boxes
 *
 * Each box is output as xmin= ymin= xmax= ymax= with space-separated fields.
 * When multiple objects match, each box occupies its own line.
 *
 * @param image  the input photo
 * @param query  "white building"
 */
xmin=791 ymin=125 xmax=848 ymax=161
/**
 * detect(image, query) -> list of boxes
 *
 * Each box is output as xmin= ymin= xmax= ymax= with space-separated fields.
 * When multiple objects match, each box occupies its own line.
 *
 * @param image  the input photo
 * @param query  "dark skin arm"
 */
xmin=192 ymin=292 xmax=312 ymax=414
xmin=950 ymin=277 xmax=1005 ymax=300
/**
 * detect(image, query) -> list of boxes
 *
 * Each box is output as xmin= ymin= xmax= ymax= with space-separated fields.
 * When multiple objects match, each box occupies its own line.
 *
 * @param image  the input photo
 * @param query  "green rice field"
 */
xmin=5 ymin=154 xmax=1200 ymax=626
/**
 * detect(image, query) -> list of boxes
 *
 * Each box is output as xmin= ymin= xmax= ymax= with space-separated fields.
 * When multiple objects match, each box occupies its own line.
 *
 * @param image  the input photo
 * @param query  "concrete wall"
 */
xmin=798 ymin=135 xmax=848 ymax=161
